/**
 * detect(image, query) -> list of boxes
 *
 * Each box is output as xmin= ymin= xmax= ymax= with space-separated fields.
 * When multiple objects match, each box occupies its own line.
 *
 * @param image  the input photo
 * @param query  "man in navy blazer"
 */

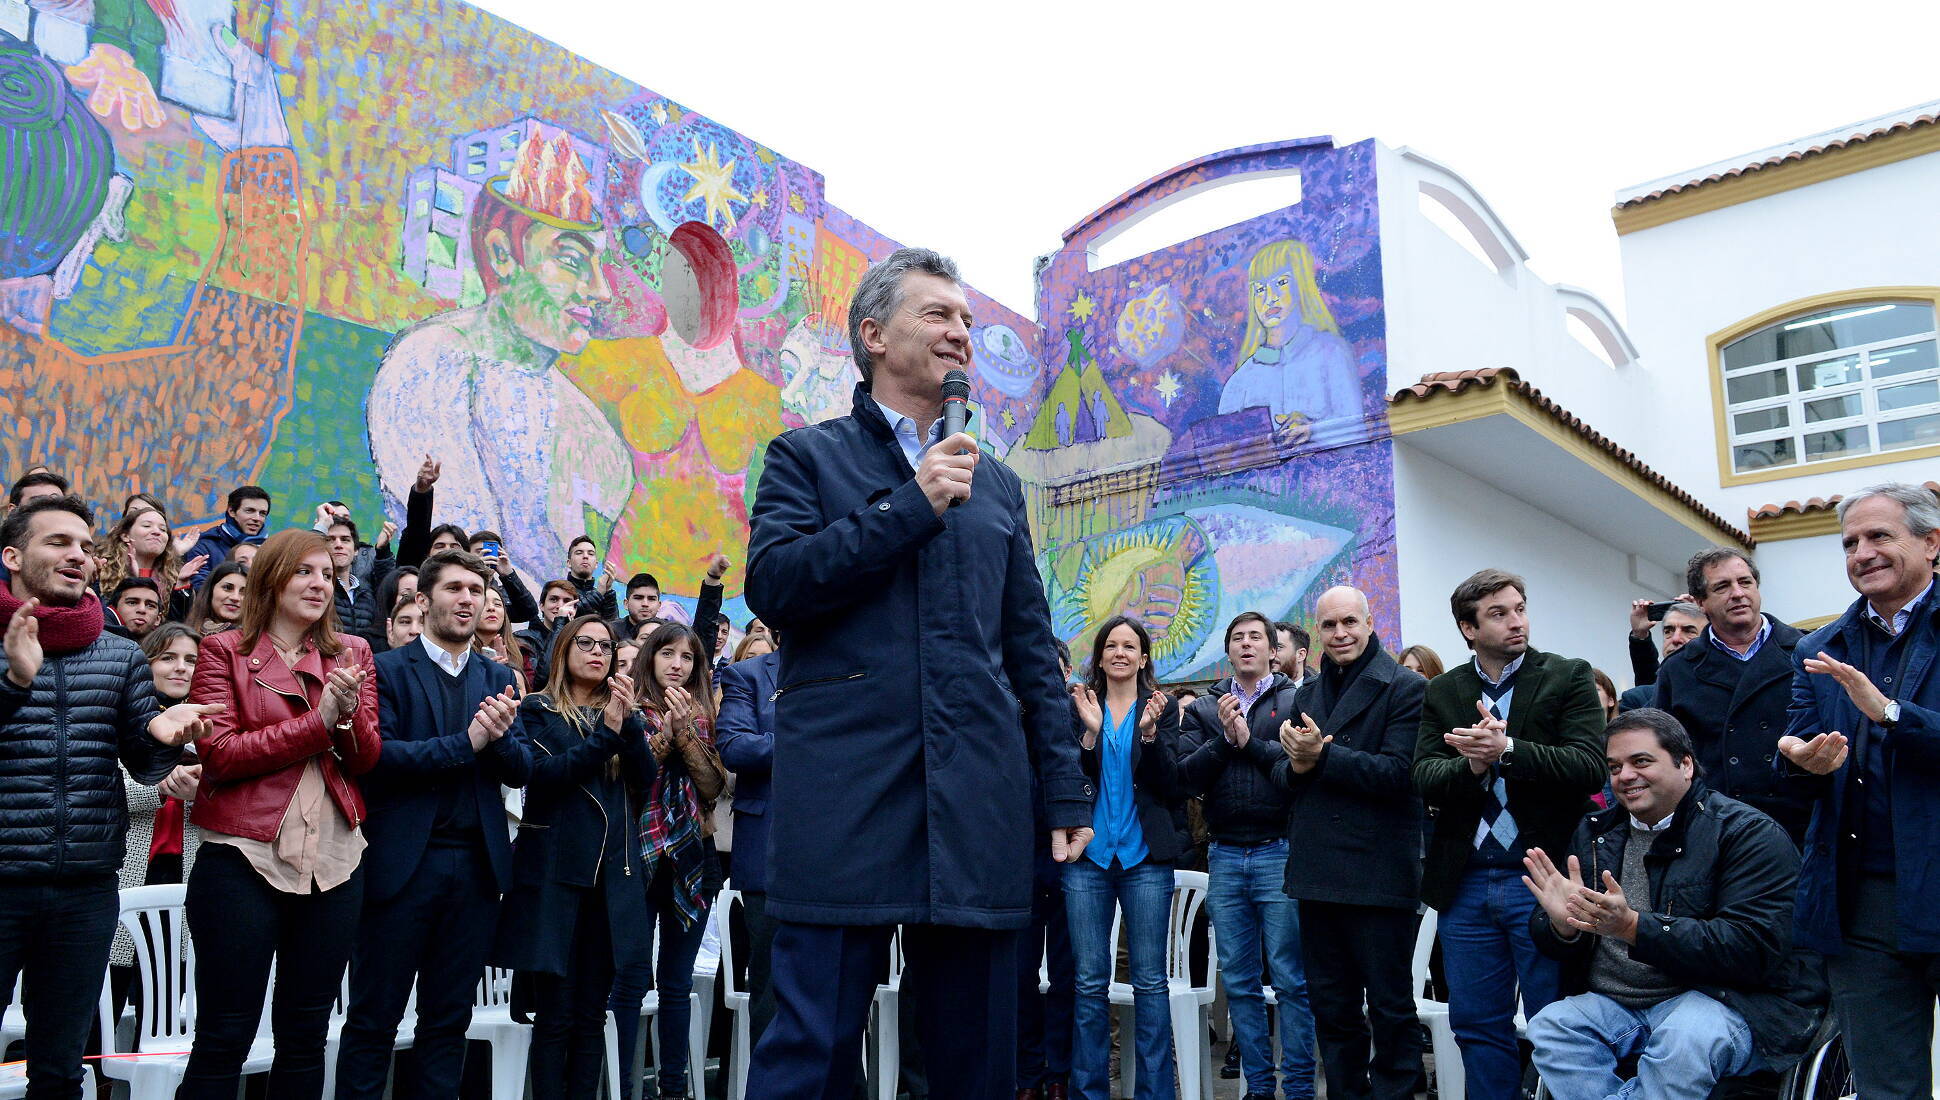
xmin=335 ymin=550 xmax=530 ymax=1100
xmin=715 ymin=646 xmax=780 ymax=1040
xmin=1777 ymin=483 xmax=1940 ymax=1098
xmin=744 ymin=249 xmax=1092 ymax=1099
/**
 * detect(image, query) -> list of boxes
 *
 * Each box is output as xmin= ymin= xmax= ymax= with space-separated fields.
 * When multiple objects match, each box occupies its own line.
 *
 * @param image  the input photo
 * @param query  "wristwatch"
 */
xmin=1882 ymin=700 xmax=1902 ymax=728
xmin=1501 ymin=736 xmax=1517 ymax=768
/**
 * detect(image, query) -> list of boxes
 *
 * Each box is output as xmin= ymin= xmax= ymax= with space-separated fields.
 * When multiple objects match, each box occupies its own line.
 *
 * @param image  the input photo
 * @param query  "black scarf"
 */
xmin=1318 ymin=634 xmax=1383 ymax=715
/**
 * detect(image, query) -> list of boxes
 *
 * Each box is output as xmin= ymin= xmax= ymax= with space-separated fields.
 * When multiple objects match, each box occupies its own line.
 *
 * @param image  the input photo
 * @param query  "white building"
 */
xmin=1614 ymin=100 xmax=1940 ymax=626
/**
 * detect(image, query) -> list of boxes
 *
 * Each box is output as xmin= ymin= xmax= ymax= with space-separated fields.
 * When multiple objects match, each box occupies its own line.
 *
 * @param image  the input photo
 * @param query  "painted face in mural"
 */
xmin=483 ymin=223 xmax=613 ymax=357
xmin=1250 ymin=266 xmax=1295 ymax=337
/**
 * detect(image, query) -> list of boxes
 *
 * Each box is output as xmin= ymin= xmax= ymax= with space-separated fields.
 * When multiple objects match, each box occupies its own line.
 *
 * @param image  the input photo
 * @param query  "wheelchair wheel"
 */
xmin=1791 ymin=1030 xmax=1855 ymax=1100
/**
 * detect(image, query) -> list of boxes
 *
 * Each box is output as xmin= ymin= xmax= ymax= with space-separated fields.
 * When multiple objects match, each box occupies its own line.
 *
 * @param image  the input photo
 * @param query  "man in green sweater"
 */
xmin=1413 ymin=568 xmax=1606 ymax=1098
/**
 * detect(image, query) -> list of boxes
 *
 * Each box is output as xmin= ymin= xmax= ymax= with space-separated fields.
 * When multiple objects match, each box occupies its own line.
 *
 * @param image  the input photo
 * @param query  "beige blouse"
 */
xmin=204 ymin=758 xmax=365 ymax=893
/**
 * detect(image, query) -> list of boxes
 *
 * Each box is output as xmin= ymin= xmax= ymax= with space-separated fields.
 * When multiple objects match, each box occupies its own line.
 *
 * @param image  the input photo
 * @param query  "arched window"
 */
xmin=1717 ymin=297 xmax=1939 ymax=476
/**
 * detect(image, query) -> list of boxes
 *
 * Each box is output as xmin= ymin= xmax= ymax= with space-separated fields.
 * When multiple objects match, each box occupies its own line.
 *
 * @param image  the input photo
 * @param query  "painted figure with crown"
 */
xmin=367 ymin=127 xmax=632 ymax=575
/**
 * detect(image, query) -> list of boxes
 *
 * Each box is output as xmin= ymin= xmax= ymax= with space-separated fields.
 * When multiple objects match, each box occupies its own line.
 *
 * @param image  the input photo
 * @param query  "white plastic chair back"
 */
xmin=716 ymin=888 xmax=745 ymax=1000
xmin=1169 ymin=870 xmax=1210 ymax=988
xmin=107 ymin=884 xmax=193 ymax=1052
xmin=475 ymin=966 xmax=513 ymax=1011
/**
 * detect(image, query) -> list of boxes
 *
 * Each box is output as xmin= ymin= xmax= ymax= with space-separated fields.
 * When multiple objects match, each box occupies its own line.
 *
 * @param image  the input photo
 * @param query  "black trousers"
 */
xmin=1298 ymin=900 xmax=1423 ymax=1100
xmin=179 ymin=843 xmax=365 ymax=1100
xmin=527 ymin=888 xmax=614 ymax=1100
xmin=336 ymin=839 xmax=499 ymax=1100
xmin=747 ymin=921 xmax=1018 ymax=1100
xmin=743 ymin=889 xmax=781 ymax=1045
xmin=0 ymin=875 xmax=117 ymax=1100
xmin=1826 ymin=872 xmax=1940 ymax=1100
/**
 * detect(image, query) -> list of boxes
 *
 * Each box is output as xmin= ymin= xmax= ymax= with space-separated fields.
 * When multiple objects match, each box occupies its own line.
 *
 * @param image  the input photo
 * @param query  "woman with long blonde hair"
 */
xmin=1217 ymin=238 xmax=1362 ymax=448
xmin=493 ymin=615 xmax=653 ymax=1100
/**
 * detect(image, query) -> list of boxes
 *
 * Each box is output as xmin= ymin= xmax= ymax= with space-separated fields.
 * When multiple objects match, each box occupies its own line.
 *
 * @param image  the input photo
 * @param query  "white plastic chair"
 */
xmin=1413 ymin=909 xmax=1466 ymax=1100
xmin=864 ymin=927 xmax=906 ymax=1100
xmin=1 ymin=975 xmax=23 ymax=1057
xmin=690 ymin=903 xmax=722 ymax=1095
xmin=714 ymin=889 xmax=753 ymax=1100
xmin=1110 ymin=869 xmax=1216 ymax=1100
xmin=466 ymin=966 xmax=532 ymax=1100
xmin=95 ymin=884 xmax=277 ymax=1099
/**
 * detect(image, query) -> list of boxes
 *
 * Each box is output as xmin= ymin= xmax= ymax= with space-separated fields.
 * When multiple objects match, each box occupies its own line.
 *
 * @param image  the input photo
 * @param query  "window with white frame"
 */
xmin=1720 ymin=300 xmax=1940 ymax=474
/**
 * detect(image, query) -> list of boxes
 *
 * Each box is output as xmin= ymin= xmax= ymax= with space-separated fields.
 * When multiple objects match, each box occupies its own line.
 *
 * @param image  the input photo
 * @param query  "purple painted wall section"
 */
xmin=1015 ymin=138 xmax=1397 ymax=680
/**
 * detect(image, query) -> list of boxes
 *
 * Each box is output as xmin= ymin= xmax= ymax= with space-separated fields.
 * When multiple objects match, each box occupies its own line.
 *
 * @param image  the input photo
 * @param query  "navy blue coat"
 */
xmin=184 ymin=519 xmax=265 ymax=588
xmin=1653 ymin=616 xmax=1810 ymax=843
xmin=745 ymin=384 xmax=1091 ymax=929
xmin=1782 ymin=591 xmax=1940 ymax=953
xmin=493 ymin=695 xmax=653 ymax=976
xmin=365 ymin=642 xmax=532 ymax=904
xmin=715 ymin=651 xmax=778 ymax=893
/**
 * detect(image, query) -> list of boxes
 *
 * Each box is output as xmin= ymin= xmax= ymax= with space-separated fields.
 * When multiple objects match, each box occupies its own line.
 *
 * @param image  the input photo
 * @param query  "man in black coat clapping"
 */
xmin=1274 ymin=586 xmax=1426 ymax=1100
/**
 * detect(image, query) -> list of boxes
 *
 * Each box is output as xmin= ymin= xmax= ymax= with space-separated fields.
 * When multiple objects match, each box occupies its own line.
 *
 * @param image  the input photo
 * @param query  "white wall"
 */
xmin=1616 ymin=150 xmax=1940 ymax=519
xmin=1377 ymin=145 xmax=1649 ymax=433
xmin=1394 ymin=443 xmax=1663 ymax=689
xmin=1754 ymin=532 xmax=1858 ymax=626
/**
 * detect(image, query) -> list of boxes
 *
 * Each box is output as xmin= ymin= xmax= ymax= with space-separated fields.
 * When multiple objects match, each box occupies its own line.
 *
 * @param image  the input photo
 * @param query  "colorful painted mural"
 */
xmin=0 ymin=0 xmax=1393 ymax=661
xmin=1025 ymin=139 xmax=1397 ymax=680
xmin=0 ymin=0 xmax=1038 ymax=627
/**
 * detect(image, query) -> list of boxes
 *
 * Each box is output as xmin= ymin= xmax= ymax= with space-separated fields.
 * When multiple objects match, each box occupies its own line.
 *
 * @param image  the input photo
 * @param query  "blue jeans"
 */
xmin=1440 ymin=865 xmax=1562 ymax=1100
xmin=1063 ymin=858 xmax=1175 ymax=1100
xmin=1529 ymin=990 xmax=1759 ymax=1100
xmin=1207 ymin=839 xmax=1316 ymax=1098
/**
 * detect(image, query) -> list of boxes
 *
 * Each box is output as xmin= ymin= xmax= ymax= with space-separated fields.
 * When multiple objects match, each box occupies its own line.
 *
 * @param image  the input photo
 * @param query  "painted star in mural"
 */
xmin=649 ymin=103 xmax=668 ymax=125
xmin=788 ymin=193 xmax=806 ymax=213
xmin=1155 ymin=369 xmax=1182 ymax=407
xmin=751 ymin=188 xmax=769 ymax=208
xmin=1001 ymin=408 xmax=1017 ymax=430
xmin=680 ymin=139 xmax=746 ymax=230
xmin=1068 ymin=291 xmax=1096 ymax=322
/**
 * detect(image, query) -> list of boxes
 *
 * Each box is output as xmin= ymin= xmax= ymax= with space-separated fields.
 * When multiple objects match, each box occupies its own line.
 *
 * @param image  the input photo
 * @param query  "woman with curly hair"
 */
xmin=96 ymin=502 xmax=200 ymax=620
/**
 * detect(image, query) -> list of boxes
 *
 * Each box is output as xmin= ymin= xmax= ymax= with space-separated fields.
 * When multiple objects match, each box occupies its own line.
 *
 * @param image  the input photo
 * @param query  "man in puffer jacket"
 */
xmin=0 ymin=497 xmax=215 ymax=1099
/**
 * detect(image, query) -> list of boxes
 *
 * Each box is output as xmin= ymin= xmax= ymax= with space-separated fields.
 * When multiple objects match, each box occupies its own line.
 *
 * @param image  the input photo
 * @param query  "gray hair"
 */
xmin=1666 ymin=601 xmax=1704 ymax=621
xmin=1836 ymin=483 xmax=1940 ymax=537
xmin=847 ymin=247 xmax=963 ymax=383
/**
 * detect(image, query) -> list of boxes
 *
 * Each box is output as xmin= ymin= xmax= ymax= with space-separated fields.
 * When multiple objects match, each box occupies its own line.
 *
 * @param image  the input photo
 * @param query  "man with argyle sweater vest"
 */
xmin=1413 ymin=570 xmax=1605 ymax=1099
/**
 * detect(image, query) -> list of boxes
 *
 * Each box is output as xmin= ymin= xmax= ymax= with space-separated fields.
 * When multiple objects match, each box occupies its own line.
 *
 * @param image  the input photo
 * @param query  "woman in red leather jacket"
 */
xmin=179 ymin=529 xmax=382 ymax=1100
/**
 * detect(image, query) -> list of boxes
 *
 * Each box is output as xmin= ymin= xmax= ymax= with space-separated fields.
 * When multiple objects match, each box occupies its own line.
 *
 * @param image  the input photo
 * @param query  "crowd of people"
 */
xmin=0 ymin=247 xmax=1937 ymax=1100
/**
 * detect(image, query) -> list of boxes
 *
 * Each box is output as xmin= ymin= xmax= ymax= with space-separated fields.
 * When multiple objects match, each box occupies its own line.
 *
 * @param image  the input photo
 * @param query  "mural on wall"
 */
xmin=0 ymin=0 xmax=1040 ymax=628
xmin=1025 ymin=139 xmax=1397 ymax=680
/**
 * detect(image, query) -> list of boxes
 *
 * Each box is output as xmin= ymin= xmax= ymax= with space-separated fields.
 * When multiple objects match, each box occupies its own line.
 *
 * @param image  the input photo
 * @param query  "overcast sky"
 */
xmin=467 ymin=0 xmax=1939 ymax=321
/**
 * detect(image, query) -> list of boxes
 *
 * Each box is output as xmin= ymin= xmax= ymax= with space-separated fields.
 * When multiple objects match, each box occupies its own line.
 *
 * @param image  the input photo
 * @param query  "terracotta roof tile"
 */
xmin=1617 ymin=111 xmax=1940 ymax=208
xmin=1750 ymin=482 xmax=1940 ymax=522
xmin=1389 ymin=367 xmax=1754 ymax=546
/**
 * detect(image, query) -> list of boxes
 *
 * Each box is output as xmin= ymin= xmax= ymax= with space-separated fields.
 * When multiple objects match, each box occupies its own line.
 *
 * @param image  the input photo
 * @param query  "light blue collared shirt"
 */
xmin=870 ymin=395 xmax=946 ymax=470
xmin=1708 ymin=618 xmax=1773 ymax=662
xmin=1867 ymin=578 xmax=1934 ymax=638
xmin=1475 ymin=652 xmax=1526 ymax=719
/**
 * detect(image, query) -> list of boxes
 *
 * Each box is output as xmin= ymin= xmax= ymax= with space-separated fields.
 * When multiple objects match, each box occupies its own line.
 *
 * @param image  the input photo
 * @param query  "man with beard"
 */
xmin=0 ymin=496 xmax=213 ymax=1097
xmin=335 ymin=549 xmax=529 ymax=1100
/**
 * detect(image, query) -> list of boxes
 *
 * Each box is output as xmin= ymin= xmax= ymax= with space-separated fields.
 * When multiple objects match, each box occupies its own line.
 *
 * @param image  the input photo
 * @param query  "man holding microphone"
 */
xmin=744 ymin=248 xmax=1094 ymax=1099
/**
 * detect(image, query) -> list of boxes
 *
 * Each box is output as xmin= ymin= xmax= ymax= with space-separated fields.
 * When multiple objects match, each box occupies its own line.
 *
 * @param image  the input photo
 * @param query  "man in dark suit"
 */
xmin=743 ymin=248 xmax=1092 ymax=1100
xmin=715 ymin=645 xmax=780 ymax=1041
xmin=1273 ymin=586 xmax=1425 ymax=1100
xmin=1652 ymin=546 xmax=1810 ymax=844
xmin=1413 ymin=568 xmax=1604 ymax=1100
xmin=335 ymin=549 xmax=530 ymax=1100
xmin=1777 ymin=482 xmax=1940 ymax=1098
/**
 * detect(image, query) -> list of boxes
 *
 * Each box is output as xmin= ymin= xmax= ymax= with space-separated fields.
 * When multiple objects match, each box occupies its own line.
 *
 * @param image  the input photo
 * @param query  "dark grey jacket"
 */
xmin=1178 ymin=674 xmax=1298 ymax=845
xmin=0 ymin=632 xmax=179 ymax=879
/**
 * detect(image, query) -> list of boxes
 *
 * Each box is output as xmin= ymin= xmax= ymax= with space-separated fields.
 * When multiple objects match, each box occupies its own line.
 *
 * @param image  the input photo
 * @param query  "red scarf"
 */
xmin=0 ymin=579 xmax=105 ymax=655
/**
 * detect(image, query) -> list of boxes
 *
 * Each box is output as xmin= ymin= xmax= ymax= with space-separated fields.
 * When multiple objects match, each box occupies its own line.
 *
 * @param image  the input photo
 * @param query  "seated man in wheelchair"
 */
xmin=1521 ymin=708 xmax=1826 ymax=1099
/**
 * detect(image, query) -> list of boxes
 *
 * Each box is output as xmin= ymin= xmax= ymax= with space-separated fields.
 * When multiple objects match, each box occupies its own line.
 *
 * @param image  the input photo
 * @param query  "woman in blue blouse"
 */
xmin=1065 ymin=615 xmax=1182 ymax=1098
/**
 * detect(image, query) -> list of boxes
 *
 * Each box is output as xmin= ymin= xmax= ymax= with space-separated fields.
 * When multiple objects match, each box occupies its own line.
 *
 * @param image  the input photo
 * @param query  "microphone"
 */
xmin=941 ymin=369 xmax=971 ymax=446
